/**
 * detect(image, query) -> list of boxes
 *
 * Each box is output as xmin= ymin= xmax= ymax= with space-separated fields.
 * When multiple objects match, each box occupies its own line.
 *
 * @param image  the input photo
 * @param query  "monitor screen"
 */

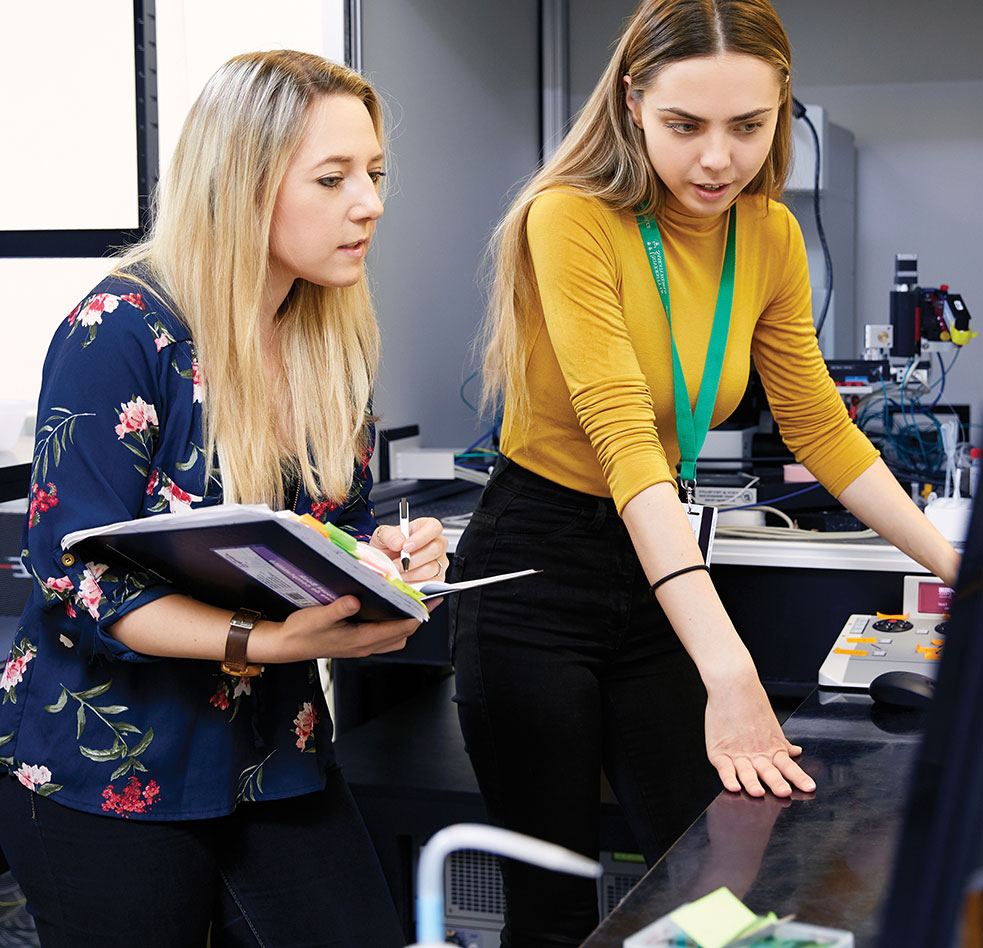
xmin=877 ymin=451 xmax=983 ymax=947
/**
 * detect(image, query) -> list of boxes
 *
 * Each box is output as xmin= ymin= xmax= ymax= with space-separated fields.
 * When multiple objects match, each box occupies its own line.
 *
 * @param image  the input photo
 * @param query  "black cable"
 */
xmin=792 ymin=98 xmax=833 ymax=337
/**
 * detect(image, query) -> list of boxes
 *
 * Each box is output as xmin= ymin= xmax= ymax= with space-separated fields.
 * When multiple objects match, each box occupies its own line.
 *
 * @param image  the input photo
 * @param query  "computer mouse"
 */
xmin=868 ymin=670 xmax=936 ymax=710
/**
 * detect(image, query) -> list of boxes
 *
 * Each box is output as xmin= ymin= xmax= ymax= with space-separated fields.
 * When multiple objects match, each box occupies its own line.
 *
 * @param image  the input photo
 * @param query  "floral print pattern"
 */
xmin=14 ymin=763 xmax=62 ymax=796
xmin=114 ymin=395 xmax=159 ymax=478
xmin=67 ymin=291 xmax=121 ymax=347
xmin=0 ymin=276 xmax=374 ymax=818
xmin=115 ymin=396 xmax=158 ymax=440
xmin=28 ymin=482 xmax=58 ymax=528
xmin=145 ymin=468 xmax=204 ymax=514
xmin=293 ymin=702 xmax=319 ymax=752
xmin=101 ymin=776 xmax=160 ymax=816
xmin=209 ymin=675 xmax=252 ymax=722
xmin=1 ymin=636 xmax=36 ymax=704
xmin=77 ymin=562 xmax=109 ymax=620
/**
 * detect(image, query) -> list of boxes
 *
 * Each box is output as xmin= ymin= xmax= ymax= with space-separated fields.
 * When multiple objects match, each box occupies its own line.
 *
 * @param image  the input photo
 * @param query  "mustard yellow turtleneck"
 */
xmin=499 ymin=187 xmax=879 ymax=513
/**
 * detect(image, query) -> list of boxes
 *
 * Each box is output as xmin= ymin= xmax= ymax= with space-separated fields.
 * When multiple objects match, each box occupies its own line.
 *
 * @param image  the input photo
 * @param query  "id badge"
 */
xmin=684 ymin=502 xmax=717 ymax=565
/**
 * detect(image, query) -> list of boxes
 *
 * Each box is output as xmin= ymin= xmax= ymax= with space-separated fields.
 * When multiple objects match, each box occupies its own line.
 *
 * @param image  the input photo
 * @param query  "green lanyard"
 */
xmin=636 ymin=204 xmax=737 ymax=495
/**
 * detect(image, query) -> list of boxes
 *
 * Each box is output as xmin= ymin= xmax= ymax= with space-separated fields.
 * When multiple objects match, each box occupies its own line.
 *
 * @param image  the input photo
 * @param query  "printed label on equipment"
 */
xmin=213 ymin=545 xmax=339 ymax=608
xmin=693 ymin=486 xmax=757 ymax=506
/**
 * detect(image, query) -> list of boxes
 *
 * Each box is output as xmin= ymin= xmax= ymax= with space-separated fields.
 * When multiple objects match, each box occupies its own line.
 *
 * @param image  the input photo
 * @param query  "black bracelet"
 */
xmin=649 ymin=563 xmax=709 ymax=595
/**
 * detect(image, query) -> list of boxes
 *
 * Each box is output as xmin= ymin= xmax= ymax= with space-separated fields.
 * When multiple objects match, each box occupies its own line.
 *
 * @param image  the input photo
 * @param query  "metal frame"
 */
xmin=539 ymin=0 xmax=569 ymax=161
xmin=345 ymin=0 xmax=363 ymax=73
xmin=0 ymin=0 xmax=158 ymax=258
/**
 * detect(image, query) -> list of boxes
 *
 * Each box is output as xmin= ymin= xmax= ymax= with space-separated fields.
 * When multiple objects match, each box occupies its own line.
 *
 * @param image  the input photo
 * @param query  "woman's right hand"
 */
xmin=253 ymin=596 xmax=424 ymax=662
xmin=704 ymin=669 xmax=816 ymax=798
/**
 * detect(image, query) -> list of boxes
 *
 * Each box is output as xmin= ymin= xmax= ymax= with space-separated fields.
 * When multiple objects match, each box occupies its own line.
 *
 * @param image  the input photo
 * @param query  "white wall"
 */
xmin=0 ymin=0 xmax=344 ymax=403
xmin=360 ymin=0 xmax=541 ymax=450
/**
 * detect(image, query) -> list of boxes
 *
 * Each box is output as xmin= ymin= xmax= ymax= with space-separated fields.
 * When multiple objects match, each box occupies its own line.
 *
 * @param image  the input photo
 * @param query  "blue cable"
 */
xmin=725 ymin=482 xmax=823 ymax=511
xmin=460 ymin=371 xmax=480 ymax=414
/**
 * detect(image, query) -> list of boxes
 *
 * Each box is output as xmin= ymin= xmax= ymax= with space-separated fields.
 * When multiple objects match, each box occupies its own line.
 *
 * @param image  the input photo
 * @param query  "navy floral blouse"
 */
xmin=0 ymin=276 xmax=377 ymax=820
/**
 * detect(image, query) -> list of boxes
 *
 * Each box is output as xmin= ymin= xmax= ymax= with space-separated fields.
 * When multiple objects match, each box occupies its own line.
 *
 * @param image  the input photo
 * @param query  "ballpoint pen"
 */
xmin=399 ymin=497 xmax=411 ymax=571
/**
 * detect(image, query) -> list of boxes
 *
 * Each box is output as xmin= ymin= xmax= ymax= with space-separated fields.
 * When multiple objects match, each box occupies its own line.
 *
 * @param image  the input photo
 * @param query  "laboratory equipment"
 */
xmin=818 ymin=575 xmax=953 ymax=691
xmin=408 ymin=823 xmax=601 ymax=947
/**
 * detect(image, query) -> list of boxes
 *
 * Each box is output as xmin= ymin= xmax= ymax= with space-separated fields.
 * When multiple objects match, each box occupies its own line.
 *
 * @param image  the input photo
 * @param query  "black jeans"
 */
xmin=0 ymin=767 xmax=402 ymax=948
xmin=450 ymin=458 xmax=718 ymax=948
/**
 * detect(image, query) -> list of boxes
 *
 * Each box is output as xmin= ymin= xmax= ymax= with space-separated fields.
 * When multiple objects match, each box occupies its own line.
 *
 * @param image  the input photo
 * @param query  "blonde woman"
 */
xmin=448 ymin=1 xmax=959 ymax=943
xmin=0 ymin=50 xmax=445 ymax=946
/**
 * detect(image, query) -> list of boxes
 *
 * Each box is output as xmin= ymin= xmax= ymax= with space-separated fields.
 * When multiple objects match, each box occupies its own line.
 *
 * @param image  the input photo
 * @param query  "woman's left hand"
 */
xmin=704 ymin=673 xmax=817 ymax=798
xmin=371 ymin=517 xmax=449 ymax=583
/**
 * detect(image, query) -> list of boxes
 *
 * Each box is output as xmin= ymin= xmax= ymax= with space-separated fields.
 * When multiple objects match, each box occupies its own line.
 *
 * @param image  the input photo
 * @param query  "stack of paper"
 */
xmin=623 ymin=887 xmax=853 ymax=948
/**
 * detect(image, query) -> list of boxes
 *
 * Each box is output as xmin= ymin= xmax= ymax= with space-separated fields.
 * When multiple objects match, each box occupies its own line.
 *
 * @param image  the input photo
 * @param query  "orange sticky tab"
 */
xmin=847 ymin=637 xmax=877 ymax=643
xmin=922 ymin=652 xmax=942 ymax=661
xmin=834 ymin=648 xmax=868 ymax=656
xmin=876 ymin=612 xmax=909 ymax=620
xmin=931 ymin=638 xmax=945 ymax=646
xmin=298 ymin=513 xmax=331 ymax=537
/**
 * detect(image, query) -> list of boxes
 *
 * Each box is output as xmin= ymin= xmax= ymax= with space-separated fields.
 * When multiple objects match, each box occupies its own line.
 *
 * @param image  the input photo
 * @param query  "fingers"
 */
xmin=713 ymin=750 xmax=816 ymax=797
xmin=401 ymin=552 xmax=449 ymax=583
xmin=370 ymin=524 xmax=405 ymax=552
xmin=372 ymin=518 xmax=444 ymax=554
xmin=342 ymin=615 xmax=420 ymax=656
xmin=371 ymin=519 xmax=448 ymax=576
xmin=405 ymin=516 xmax=444 ymax=547
xmin=773 ymin=751 xmax=816 ymax=793
xmin=323 ymin=596 xmax=361 ymax=621
xmin=712 ymin=756 xmax=742 ymax=794
xmin=734 ymin=757 xmax=769 ymax=797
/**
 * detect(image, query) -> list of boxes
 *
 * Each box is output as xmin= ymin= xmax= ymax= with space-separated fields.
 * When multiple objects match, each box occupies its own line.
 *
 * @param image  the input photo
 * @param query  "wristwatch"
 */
xmin=220 ymin=607 xmax=264 ymax=677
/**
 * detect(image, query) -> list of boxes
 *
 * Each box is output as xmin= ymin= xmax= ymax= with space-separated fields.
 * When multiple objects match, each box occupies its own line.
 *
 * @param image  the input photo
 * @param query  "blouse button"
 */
xmin=61 ymin=552 xmax=76 ymax=568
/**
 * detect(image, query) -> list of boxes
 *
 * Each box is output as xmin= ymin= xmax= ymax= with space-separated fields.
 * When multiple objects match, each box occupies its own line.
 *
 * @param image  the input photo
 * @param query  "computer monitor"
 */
xmin=877 ymin=451 xmax=983 ymax=947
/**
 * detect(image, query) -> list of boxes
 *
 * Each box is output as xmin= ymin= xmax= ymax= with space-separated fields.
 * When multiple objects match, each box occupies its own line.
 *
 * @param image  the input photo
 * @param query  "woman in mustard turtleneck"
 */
xmin=449 ymin=1 xmax=960 ymax=945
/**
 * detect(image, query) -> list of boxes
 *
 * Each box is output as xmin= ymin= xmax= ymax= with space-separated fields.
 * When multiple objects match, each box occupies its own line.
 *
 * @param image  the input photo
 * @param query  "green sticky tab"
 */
xmin=322 ymin=521 xmax=358 ymax=554
xmin=669 ymin=887 xmax=759 ymax=948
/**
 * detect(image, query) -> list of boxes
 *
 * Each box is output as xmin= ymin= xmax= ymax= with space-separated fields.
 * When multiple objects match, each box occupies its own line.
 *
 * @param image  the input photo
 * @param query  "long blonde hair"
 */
xmin=113 ymin=50 xmax=383 ymax=508
xmin=482 ymin=0 xmax=793 ymax=422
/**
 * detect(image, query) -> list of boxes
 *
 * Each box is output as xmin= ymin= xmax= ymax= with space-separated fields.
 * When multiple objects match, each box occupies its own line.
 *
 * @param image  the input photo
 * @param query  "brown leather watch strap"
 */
xmin=220 ymin=607 xmax=264 ymax=677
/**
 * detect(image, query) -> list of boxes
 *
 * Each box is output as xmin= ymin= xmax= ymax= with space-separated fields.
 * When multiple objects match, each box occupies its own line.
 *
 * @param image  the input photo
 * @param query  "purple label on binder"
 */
xmin=253 ymin=545 xmax=338 ymax=603
xmin=212 ymin=544 xmax=338 ymax=607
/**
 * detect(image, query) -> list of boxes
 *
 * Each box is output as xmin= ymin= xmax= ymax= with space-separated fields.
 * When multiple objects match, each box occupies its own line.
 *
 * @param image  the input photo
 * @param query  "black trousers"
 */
xmin=450 ymin=458 xmax=718 ymax=948
xmin=0 ymin=767 xmax=402 ymax=948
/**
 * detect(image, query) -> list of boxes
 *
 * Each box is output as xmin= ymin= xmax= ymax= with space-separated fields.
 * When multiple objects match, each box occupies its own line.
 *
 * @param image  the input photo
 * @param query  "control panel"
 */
xmin=818 ymin=575 xmax=953 ymax=690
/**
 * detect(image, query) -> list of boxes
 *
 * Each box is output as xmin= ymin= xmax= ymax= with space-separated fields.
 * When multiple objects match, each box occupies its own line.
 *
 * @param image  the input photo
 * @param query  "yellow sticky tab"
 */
xmin=669 ymin=887 xmax=758 ymax=948
xmin=387 ymin=576 xmax=426 ymax=603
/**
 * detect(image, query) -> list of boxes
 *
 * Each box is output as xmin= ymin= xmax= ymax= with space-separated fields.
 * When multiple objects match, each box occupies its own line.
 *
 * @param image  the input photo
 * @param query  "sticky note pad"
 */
xmin=669 ymin=887 xmax=759 ymax=948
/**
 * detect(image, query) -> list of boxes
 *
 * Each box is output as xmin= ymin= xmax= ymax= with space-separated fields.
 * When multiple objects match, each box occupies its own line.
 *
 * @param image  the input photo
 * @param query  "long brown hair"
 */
xmin=482 ymin=0 xmax=793 ymax=422
xmin=114 ymin=50 xmax=385 ymax=507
